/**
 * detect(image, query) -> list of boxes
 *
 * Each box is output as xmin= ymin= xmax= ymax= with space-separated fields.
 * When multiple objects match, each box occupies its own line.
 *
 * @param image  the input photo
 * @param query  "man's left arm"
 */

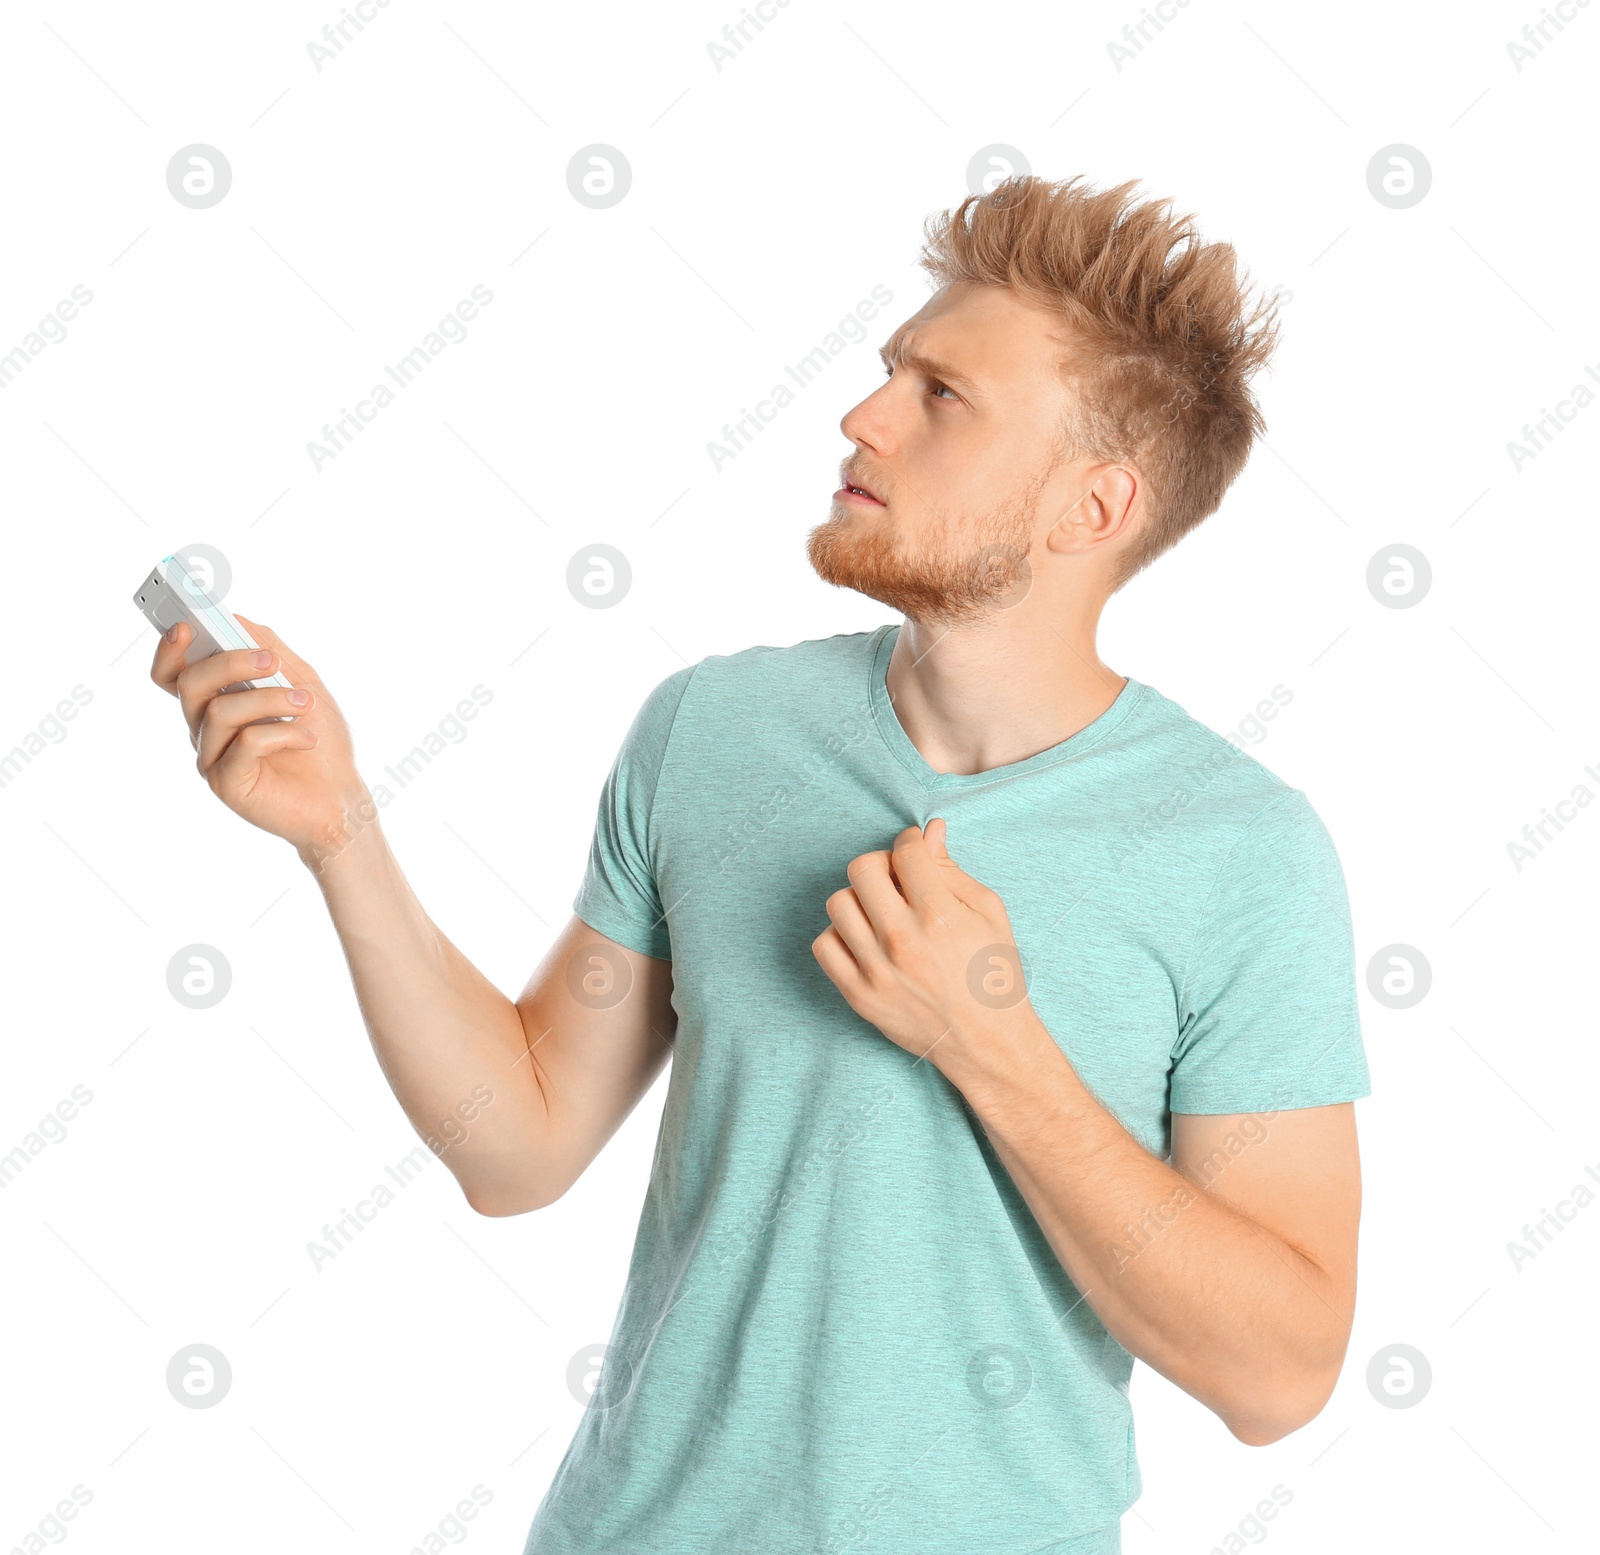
xmin=812 ymin=818 xmax=1362 ymax=1447
xmin=939 ymin=1021 xmax=1360 ymax=1446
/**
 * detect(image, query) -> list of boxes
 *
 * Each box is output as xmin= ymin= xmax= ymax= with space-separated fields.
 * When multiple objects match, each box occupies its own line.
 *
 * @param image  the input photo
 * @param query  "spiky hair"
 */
xmin=919 ymin=175 xmax=1281 ymax=585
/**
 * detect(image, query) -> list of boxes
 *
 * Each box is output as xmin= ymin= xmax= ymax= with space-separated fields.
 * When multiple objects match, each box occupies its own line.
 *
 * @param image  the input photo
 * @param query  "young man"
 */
xmin=152 ymin=175 xmax=1369 ymax=1555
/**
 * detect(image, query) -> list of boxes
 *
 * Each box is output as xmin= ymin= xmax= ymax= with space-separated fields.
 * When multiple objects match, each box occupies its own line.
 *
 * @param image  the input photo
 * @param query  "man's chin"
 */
xmin=807 ymin=530 xmax=955 ymax=623
xmin=806 ymin=521 xmax=1031 ymax=627
xmin=805 ymin=518 xmax=879 ymax=593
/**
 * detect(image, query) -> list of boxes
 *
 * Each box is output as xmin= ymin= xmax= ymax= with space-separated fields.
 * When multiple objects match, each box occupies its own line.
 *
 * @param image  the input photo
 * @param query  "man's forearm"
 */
xmin=301 ymin=818 xmax=549 ymax=1208
xmin=935 ymin=1010 xmax=1349 ymax=1443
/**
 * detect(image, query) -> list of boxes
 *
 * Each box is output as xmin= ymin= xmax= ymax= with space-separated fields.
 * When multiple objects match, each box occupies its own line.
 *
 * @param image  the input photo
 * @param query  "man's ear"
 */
xmin=1047 ymin=464 xmax=1140 ymax=556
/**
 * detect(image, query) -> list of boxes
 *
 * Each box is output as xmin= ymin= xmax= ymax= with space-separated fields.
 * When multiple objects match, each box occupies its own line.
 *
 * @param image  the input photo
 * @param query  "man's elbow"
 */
xmin=467 ymin=1192 xmax=539 ymax=1217
xmin=462 ymin=1175 xmax=569 ymax=1217
xmin=1224 ymin=1365 xmax=1341 ymax=1447
xmin=1228 ymin=1416 xmax=1294 ymax=1448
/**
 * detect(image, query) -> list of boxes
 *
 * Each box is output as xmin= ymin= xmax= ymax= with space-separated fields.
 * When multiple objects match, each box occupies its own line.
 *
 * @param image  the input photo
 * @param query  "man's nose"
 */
xmin=840 ymin=380 xmax=897 ymax=457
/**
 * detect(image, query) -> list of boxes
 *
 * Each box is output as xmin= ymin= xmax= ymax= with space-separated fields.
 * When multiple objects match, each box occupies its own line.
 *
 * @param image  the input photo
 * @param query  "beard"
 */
xmin=806 ymin=460 xmax=1054 ymax=628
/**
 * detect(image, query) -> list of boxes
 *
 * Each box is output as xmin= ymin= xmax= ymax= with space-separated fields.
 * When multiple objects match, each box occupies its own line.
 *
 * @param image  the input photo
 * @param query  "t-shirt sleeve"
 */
xmin=571 ymin=665 xmax=696 ymax=962
xmin=1169 ymin=787 xmax=1371 ymax=1115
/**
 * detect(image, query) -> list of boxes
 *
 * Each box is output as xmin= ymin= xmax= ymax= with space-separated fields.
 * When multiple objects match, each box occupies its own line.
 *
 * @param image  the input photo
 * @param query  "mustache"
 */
xmin=841 ymin=463 xmax=890 ymax=499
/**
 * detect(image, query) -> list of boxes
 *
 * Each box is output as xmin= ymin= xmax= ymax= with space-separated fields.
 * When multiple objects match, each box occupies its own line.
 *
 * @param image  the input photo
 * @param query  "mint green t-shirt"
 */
xmin=524 ymin=624 xmax=1370 ymax=1555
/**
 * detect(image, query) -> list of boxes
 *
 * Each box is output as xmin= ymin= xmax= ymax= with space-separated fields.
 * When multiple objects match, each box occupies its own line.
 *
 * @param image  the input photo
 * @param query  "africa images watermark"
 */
xmin=0 ymin=1084 xmax=94 ymax=1191
xmin=1206 ymin=1485 xmax=1295 ymax=1554
xmin=1505 ymin=1158 xmax=1600 ymax=1271
xmin=1106 ymin=0 xmax=1199 ymax=72
xmin=306 ymin=0 xmax=399 ymax=71
xmin=306 ymin=285 xmax=494 ymax=472
xmin=0 ymin=686 xmax=94 ymax=792
xmin=706 ymin=285 xmax=892 ymax=472
xmin=0 ymin=285 xmax=94 ymax=392
xmin=1103 ymin=686 xmax=1293 ymax=878
xmin=1506 ymin=0 xmax=1592 ymax=71
xmin=299 ymin=684 xmax=494 ymax=875
xmin=712 ymin=686 xmax=878 ymax=874
xmin=1109 ymin=1088 xmax=1291 ymax=1273
xmin=1505 ymin=358 xmax=1600 ymax=471
xmin=1504 ymin=756 xmax=1600 ymax=871
xmin=10 ymin=1486 xmax=93 ymax=1554
xmin=705 ymin=0 xmax=795 ymax=70
xmin=407 ymin=1486 xmax=496 ymax=1553
xmin=709 ymin=1083 xmax=898 ymax=1275
xmin=307 ymin=1140 xmax=443 ymax=1272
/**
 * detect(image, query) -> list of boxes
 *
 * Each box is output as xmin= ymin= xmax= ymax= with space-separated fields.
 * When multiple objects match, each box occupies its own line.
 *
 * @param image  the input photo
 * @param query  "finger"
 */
xmin=150 ymin=620 xmax=194 ymax=695
xmin=234 ymin=615 xmax=329 ymax=699
xmin=208 ymin=717 xmax=320 ymax=791
xmin=174 ymin=644 xmax=293 ymax=740
xmin=889 ymin=825 xmax=958 ymax=921
xmin=846 ymin=849 xmax=915 ymax=937
xmin=196 ymin=686 xmax=315 ymax=772
xmin=902 ymin=819 xmax=994 ymax=913
xmin=811 ymin=924 xmax=864 ymax=995
xmin=824 ymin=886 xmax=883 ymax=972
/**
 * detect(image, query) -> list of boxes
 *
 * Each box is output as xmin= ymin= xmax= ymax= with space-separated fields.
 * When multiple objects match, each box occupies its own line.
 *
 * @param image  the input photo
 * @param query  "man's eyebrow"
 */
xmin=877 ymin=334 xmax=981 ymax=392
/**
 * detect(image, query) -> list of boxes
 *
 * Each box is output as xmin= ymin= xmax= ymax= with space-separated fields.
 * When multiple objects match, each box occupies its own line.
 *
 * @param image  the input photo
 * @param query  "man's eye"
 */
xmin=931 ymin=383 xmax=959 ymax=401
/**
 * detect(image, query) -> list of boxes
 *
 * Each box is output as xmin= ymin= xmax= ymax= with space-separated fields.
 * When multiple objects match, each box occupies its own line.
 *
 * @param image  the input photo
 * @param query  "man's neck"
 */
xmin=885 ymin=602 xmax=1126 ymax=778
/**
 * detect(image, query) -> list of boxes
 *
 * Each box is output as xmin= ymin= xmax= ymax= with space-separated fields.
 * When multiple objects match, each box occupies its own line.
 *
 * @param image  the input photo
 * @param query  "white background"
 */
xmin=2 ymin=1 xmax=1596 ymax=1551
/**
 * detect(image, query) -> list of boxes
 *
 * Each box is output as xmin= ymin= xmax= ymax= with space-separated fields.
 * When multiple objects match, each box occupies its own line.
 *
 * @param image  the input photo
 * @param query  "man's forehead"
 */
xmin=883 ymin=283 xmax=979 ymax=350
xmin=880 ymin=288 xmax=1070 ymax=384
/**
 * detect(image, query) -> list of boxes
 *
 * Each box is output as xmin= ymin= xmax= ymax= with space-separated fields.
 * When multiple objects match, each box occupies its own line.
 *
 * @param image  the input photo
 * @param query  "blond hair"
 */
xmin=919 ymin=175 xmax=1281 ymax=586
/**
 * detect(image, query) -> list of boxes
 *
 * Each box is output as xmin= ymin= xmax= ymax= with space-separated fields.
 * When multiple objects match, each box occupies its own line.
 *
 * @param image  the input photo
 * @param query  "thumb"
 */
xmin=925 ymin=816 xmax=950 ymax=860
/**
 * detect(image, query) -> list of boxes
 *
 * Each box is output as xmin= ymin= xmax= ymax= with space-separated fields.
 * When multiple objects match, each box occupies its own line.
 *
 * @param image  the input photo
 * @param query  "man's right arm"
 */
xmin=308 ymin=825 xmax=675 ymax=1215
xmin=151 ymin=615 xmax=674 ymax=1217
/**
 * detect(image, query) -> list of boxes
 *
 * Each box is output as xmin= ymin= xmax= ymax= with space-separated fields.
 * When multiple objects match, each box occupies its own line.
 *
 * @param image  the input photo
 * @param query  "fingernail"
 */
xmin=251 ymin=650 xmax=272 ymax=669
xmin=165 ymin=624 xmax=178 ymax=642
xmin=288 ymin=688 xmax=308 ymax=706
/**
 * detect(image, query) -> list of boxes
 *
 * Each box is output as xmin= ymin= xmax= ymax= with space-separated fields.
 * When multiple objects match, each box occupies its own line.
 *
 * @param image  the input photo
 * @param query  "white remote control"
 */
xmin=133 ymin=554 xmax=296 ymax=701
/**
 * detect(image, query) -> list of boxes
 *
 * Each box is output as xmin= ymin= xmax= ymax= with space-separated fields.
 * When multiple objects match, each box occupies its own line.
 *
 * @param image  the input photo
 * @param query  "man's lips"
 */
xmin=835 ymin=475 xmax=886 ymax=507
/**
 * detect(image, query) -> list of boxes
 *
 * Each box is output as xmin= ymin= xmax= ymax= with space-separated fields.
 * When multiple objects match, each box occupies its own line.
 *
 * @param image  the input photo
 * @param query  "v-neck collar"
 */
xmin=866 ymin=623 xmax=1146 ymax=793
